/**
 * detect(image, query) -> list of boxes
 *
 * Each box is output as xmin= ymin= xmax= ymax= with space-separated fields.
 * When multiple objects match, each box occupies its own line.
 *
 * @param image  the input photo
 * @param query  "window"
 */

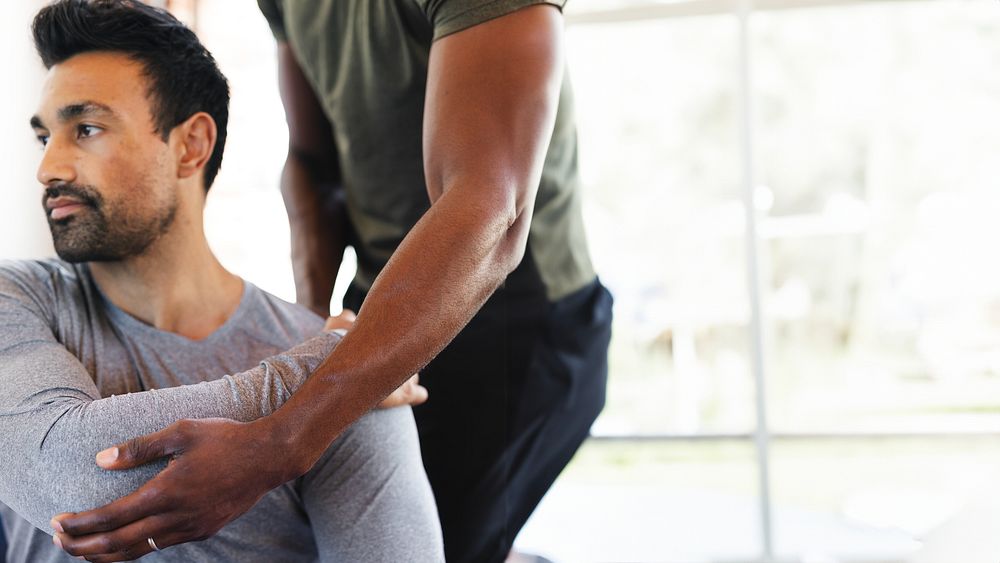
xmin=519 ymin=0 xmax=1000 ymax=560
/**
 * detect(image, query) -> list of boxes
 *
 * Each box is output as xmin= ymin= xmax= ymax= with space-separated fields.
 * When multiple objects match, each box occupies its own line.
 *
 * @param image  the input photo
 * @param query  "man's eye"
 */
xmin=77 ymin=124 xmax=101 ymax=139
xmin=36 ymin=135 xmax=49 ymax=147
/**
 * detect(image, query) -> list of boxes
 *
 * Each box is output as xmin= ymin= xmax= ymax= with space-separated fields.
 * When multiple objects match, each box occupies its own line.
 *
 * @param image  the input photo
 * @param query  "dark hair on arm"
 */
xmin=32 ymin=0 xmax=230 ymax=191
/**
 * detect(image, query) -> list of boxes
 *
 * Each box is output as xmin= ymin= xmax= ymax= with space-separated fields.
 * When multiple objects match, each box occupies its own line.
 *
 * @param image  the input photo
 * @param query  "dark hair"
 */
xmin=32 ymin=0 xmax=230 ymax=190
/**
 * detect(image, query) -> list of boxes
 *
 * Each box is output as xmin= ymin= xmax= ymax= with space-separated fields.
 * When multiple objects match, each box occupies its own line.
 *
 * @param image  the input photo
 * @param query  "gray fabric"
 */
xmin=0 ymin=259 xmax=444 ymax=562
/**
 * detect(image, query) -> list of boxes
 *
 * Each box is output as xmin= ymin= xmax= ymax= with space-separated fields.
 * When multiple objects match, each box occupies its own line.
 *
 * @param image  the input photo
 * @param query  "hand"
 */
xmin=379 ymin=373 xmax=428 ymax=408
xmin=324 ymin=310 xmax=428 ymax=408
xmin=323 ymin=308 xmax=357 ymax=332
xmin=51 ymin=418 xmax=294 ymax=562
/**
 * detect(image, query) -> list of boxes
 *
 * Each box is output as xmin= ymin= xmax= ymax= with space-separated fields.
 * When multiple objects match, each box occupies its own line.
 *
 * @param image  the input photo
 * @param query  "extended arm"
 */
xmin=0 ymin=272 xmax=340 ymax=532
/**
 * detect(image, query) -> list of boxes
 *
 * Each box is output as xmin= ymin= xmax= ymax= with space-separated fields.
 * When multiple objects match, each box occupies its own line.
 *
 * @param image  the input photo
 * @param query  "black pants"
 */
xmin=344 ymin=260 xmax=613 ymax=563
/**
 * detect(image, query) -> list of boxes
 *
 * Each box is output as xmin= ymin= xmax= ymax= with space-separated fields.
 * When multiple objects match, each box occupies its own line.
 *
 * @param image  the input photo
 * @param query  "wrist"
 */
xmin=252 ymin=413 xmax=316 ymax=483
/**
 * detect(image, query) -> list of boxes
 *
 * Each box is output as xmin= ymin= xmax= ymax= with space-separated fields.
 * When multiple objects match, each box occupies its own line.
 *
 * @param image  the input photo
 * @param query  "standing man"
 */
xmin=53 ymin=1 xmax=612 ymax=562
xmin=257 ymin=1 xmax=613 ymax=559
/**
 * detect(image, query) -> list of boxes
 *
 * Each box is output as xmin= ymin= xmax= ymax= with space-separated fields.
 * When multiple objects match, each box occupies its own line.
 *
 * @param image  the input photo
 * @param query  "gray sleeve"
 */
xmin=298 ymin=407 xmax=445 ymax=562
xmin=0 ymin=273 xmax=340 ymax=533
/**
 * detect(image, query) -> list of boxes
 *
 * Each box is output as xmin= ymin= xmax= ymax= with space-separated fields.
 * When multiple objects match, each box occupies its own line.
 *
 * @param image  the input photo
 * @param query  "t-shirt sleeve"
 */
xmin=0 ymin=263 xmax=339 ymax=532
xmin=416 ymin=0 xmax=567 ymax=41
xmin=257 ymin=0 xmax=288 ymax=42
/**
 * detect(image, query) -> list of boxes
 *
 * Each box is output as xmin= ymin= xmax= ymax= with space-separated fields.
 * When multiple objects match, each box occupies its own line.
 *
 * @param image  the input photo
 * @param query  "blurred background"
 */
xmin=3 ymin=0 xmax=1000 ymax=561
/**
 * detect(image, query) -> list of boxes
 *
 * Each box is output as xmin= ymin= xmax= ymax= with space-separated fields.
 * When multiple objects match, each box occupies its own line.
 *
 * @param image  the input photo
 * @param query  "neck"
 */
xmin=88 ymin=216 xmax=243 ymax=341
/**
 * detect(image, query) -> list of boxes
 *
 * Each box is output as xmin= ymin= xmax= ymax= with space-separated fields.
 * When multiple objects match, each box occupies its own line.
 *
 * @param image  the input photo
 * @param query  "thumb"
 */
xmin=96 ymin=432 xmax=172 ymax=470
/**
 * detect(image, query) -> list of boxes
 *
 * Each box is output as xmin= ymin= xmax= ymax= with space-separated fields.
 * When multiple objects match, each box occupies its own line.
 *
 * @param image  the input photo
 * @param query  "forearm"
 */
xmin=0 ymin=331 xmax=340 ymax=531
xmin=281 ymin=150 xmax=348 ymax=315
xmin=268 ymin=187 xmax=530 ymax=473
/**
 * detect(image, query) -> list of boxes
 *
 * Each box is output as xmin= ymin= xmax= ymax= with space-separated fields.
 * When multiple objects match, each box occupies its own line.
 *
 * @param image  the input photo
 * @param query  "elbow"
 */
xmin=284 ymin=144 xmax=340 ymax=186
xmin=435 ymin=170 xmax=536 ymax=278
xmin=491 ymin=178 xmax=535 ymax=276
xmin=496 ymin=207 xmax=532 ymax=277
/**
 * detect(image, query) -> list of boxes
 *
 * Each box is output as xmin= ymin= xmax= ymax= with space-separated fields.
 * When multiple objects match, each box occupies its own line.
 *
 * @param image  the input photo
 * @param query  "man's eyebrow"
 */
xmin=31 ymin=102 xmax=118 ymax=130
xmin=31 ymin=102 xmax=118 ymax=129
xmin=57 ymin=102 xmax=116 ymax=123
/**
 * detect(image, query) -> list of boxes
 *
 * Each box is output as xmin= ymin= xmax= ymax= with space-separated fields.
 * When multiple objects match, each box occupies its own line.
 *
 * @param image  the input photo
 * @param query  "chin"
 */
xmin=53 ymin=247 xmax=101 ymax=263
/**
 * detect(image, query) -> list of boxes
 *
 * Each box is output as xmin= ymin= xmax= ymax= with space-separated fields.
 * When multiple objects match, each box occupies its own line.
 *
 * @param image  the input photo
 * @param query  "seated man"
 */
xmin=0 ymin=1 xmax=443 ymax=561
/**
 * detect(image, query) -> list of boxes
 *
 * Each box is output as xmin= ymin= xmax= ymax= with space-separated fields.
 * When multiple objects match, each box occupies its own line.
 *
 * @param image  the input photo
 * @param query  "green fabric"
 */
xmin=258 ymin=0 xmax=594 ymax=301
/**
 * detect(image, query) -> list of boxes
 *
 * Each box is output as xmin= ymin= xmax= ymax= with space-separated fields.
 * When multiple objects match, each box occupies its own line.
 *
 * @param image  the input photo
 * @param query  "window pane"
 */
xmin=752 ymin=0 xmax=1000 ymax=433
xmin=569 ymin=16 xmax=754 ymax=436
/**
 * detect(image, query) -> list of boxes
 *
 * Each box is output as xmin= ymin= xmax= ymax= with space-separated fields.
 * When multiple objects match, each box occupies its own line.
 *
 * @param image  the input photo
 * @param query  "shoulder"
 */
xmin=0 ymin=258 xmax=84 ymax=308
xmin=0 ymin=259 xmax=92 ymax=340
xmin=0 ymin=257 xmax=77 ymax=285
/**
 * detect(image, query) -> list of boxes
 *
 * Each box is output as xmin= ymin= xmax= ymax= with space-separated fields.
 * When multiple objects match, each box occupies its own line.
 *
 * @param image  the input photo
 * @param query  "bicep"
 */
xmin=422 ymin=5 xmax=564 ymax=208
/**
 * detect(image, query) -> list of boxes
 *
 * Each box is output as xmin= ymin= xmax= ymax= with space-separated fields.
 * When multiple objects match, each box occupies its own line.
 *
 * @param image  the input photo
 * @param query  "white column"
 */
xmin=736 ymin=0 xmax=775 ymax=559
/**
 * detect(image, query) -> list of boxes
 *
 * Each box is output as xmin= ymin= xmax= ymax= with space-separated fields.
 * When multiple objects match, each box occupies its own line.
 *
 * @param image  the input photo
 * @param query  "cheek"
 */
xmin=107 ymin=142 xmax=173 ymax=200
xmin=84 ymin=137 xmax=134 ymax=189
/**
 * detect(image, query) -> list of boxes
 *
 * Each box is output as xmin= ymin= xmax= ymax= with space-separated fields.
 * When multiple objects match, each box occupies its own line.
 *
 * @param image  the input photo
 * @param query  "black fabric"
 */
xmin=0 ymin=516 xmax=6 ymax=563
xmin=344 ymin=256 xmax=612 ymax=563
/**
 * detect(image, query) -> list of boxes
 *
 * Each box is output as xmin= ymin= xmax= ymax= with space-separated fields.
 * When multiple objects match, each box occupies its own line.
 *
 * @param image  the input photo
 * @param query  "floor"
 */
xmin=513 ymin=481 xmax=1000 ymax=563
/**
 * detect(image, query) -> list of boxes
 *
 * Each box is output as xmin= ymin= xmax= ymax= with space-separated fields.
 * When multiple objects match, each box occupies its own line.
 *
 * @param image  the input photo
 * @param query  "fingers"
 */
xmin=53 ymin=514 xmax=166 ymax=559
xmin=55 ymin=421 xmax=192 ymax=534
xmin=51 ymin=418 xmax=262 ymax=561
xmin=323 ymin=308 xmax=357 ymax=332
xmin=378 ymin=374 xmax=429 ymax=408
xmin=81 ymin=539 xmax=154 ymax=563
xmin=53 ymin=478 xmax=168 ymax=536
xmin=96 ymin=424 xmax=184 ymax=471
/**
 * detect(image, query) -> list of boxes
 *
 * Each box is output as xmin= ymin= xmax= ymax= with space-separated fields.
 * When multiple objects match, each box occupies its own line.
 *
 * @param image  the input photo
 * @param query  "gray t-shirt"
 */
xmin=0 ymin=259 xmax=443 ymax=562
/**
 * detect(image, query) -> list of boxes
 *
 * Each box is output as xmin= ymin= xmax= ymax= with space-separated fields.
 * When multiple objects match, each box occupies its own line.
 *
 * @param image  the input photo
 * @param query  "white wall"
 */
xmin=0 ymin=0 xmax=53 ymax=259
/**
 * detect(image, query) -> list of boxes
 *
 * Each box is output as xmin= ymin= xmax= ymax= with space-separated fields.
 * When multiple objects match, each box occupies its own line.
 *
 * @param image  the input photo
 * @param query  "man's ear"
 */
xmin=173 ymin=112 xmax=217 ymax=181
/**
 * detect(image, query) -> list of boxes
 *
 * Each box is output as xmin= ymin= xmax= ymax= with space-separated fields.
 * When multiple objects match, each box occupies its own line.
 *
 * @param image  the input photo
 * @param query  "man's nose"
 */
xmin=36 ymin=139 xmax=78 ymax=186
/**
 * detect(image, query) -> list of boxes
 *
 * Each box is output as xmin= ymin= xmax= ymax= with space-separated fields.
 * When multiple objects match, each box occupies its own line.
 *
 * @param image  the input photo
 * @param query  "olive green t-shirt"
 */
xmin=258 ymin=0 xmax=595 ymax=301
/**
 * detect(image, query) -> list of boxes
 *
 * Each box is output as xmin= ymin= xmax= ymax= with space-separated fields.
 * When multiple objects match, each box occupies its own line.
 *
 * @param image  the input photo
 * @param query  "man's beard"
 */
xmin=43 ymin=183 xmax=177 ymax=263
